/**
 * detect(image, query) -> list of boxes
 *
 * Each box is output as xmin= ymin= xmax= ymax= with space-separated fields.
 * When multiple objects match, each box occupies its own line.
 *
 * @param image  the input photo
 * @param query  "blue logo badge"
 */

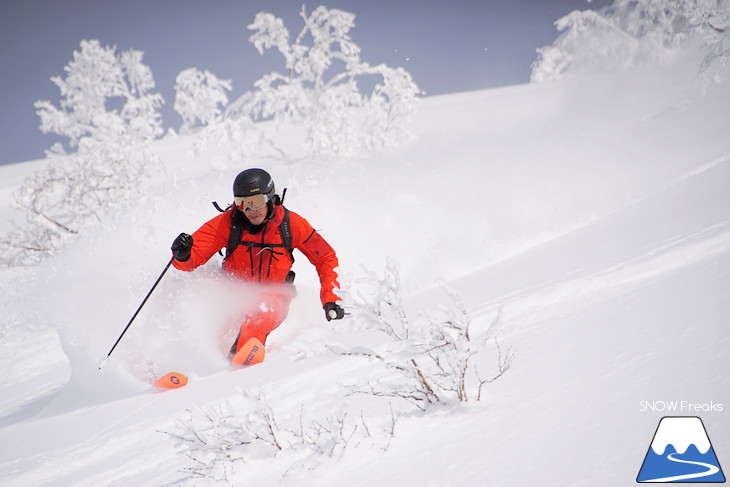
xmin=637 ymin=416 xmax=725 ymax=483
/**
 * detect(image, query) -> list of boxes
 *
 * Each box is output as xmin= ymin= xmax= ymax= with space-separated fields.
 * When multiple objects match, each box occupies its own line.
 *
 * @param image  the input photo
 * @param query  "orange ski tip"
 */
xmin=153 ymin=372 xmax=189 ymax=389
xmin=231 ymin=338 xmax=265 ymax=366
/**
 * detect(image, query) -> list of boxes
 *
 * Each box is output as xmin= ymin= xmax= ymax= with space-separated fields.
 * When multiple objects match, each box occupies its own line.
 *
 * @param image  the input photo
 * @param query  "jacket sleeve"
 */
xmin=290 ymin=211 xmax=341 ymax=305
xmin=172 ymin=211 xmax=231 ymax=271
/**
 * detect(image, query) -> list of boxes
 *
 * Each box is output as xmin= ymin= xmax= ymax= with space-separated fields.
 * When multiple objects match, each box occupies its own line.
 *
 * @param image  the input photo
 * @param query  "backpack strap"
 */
xmin=226 ymin=207 xmax=294 ymax=262
xmin=226 ymin=215 xmax=244 ymax=258
xmin=278 ymin=207 xmax=294 ymax=262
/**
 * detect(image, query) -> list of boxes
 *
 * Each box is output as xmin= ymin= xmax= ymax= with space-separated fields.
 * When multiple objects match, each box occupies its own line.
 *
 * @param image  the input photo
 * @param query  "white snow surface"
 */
xmin=1 ymin=41 xmax=729 ymax=486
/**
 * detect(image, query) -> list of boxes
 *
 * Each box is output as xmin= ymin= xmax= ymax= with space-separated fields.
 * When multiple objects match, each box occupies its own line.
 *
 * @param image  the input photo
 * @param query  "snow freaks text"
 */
xmin=639 ymin=401 xmax=724 ymax=413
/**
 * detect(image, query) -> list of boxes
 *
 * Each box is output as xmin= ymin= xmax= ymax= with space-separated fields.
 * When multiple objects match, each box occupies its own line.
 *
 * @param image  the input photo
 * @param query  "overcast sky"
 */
xmin=0 ymin=0 xmax=612 ymax=166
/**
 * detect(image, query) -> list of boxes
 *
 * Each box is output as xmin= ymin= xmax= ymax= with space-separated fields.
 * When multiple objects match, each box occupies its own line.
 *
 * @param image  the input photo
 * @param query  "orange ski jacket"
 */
xmin=173 ymin=205 xmax=340 ymax=305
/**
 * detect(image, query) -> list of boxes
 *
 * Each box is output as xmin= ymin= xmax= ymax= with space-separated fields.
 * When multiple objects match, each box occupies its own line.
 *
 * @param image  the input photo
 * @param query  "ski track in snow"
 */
xmin=643 ymin=453 xmax=721 ymax=483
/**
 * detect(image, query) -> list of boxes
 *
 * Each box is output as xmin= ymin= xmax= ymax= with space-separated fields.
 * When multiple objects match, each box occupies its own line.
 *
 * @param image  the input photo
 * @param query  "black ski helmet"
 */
xmin=233 ymin=168 xmax=275 ymax=197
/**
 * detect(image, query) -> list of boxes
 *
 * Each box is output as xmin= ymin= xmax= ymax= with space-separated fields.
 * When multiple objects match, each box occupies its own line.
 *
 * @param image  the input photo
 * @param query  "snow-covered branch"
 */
xmin=237 ymin=6 xmax=421 ymax=157
xmin=167 ymin=389 xmax=399 ymax=483
xmin=174 ymin=68 xmax=232 ymax=134
xmin=531 ymin=0 xmax=730 ymax=84
xmin=339 ymin=259 xmax=515 ymax=410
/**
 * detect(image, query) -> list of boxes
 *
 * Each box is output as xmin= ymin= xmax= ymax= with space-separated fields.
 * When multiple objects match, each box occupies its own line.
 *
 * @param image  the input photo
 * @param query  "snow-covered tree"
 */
xmin=0 ymin=40 xmax=164 ymax=266
xmin=531 ymin=0 xmax=730 ymax=83
xmin=230 ymin=6 xmax=420 ymax=157
xmin=174 ymin=68 xmax=232 ymax=133
xmin=34 ymin=39 xmax=163 ymax=147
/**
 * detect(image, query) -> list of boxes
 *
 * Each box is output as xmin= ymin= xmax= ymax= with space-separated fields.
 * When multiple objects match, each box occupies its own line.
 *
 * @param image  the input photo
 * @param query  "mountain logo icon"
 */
xmin=637 ymin=416 xmax=725 ymax=483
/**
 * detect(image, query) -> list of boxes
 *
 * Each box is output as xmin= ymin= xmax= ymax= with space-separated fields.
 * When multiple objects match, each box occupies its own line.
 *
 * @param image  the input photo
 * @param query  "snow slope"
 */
xmin=1 ymin=40 xmax=729 ymax=486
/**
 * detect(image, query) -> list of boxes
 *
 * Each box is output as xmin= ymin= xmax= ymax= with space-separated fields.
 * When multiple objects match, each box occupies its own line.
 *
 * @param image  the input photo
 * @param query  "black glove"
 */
xmin=324 ymin=302 xmax=345 ymax=321
xmin=171 ymin=233 xmax=193 ymax=262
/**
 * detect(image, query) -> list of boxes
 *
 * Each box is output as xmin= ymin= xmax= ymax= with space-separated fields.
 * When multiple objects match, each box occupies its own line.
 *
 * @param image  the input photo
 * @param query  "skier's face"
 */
xmin=244 ymin=206 xmax=267 ymax=225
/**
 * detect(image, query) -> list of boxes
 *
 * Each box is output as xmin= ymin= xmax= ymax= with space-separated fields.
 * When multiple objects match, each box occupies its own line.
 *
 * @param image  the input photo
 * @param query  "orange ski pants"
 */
xmin=231 ymin=290 xmax=293 ymax=354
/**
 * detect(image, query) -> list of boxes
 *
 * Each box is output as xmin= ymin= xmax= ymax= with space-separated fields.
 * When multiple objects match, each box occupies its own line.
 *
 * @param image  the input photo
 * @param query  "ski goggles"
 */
xmin=234 ymin=193 xmax=271 ymax=211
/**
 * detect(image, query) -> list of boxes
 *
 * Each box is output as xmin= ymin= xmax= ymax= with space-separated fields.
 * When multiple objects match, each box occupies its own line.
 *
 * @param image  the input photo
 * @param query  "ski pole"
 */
xmin=99 ymin=255 xmax=175 ymax=369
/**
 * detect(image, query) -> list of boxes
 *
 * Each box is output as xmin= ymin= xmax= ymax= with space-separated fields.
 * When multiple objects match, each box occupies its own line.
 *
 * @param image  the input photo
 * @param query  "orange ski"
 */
xmin=153 ymin=372 xmax=189 ymax=389
xmin=231 ymin=337 xmax=265 ymax=366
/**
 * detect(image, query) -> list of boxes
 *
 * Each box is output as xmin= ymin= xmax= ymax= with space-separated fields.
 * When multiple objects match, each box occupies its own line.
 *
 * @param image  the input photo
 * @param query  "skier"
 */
xmin=170 ymin=168 xmax=345 ymax=360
